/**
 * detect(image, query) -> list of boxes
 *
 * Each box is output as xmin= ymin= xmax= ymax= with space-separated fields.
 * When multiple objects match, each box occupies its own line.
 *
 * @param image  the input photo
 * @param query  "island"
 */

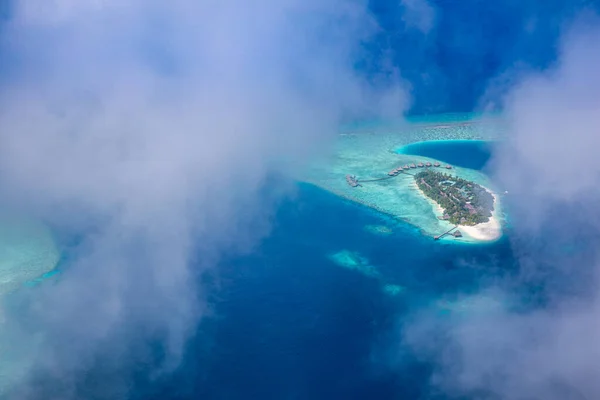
xmin=414 ymin=170 xmax=494 ymax=226
xmin=302 ymin=113 xmax=504 ymax=243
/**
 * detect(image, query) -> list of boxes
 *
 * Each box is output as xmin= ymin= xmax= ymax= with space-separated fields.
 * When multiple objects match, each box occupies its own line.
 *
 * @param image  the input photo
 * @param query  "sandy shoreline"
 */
xmin=413 ymin=182 xmax=502 ymax=242
xmin=459 ymin=193 xmax=501 ymax=242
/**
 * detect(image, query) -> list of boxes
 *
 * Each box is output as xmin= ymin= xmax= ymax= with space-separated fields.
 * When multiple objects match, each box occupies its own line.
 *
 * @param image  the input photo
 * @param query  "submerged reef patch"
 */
xmin=383 ymin=284 xmax=405 ymax=296
xmin=364 ymin=224 xmax=394 ymax=236
xmin=327 ymin=250 xmax=408 ymax=297
xmin=327 ymin=249 xmax=380 ymax=278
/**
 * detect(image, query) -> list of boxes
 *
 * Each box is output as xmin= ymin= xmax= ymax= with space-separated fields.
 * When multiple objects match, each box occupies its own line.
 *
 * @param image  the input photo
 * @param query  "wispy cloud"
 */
xmin=403 ymin=17 xmax=600 ymax=400
xmin=0 ymin=0 xmax=408 ymax=397
xmin=401 ymin=0 xmax=436 ymax=34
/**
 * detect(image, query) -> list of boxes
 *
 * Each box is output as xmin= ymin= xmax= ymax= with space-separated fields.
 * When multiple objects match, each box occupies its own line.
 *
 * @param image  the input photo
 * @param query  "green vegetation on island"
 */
xmin=414 ymin=170 xmax=494 ymax=226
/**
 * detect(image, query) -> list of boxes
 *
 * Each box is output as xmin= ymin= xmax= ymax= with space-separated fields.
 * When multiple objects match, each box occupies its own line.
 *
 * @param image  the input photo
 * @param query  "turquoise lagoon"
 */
xmin=0 ymin=217 xmax=60 ymax=297
xmin=303 ymin=114 xmax=506 ymax=243
xmin=0 ymin=216 xmax=60 ymax=396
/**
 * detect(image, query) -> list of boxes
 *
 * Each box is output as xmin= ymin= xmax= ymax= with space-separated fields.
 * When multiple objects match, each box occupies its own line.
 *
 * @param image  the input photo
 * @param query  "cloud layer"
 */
xmin=404 ymin=18 xmax=600 ymax=400
xmin=0 ymin=1 xmax=407 ymax=398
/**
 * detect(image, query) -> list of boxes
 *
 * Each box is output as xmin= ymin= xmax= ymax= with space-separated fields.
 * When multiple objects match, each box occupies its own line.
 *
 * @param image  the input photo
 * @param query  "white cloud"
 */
xmin=0 ymin=0 xmax=409 ymax=397
xmin=403 ymin=19 xmax=600 ymax=400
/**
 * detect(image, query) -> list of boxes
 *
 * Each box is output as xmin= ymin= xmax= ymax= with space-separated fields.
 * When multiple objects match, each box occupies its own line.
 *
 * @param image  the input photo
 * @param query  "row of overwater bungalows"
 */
xmin=387 ymin=161 xmax=452 ymax=176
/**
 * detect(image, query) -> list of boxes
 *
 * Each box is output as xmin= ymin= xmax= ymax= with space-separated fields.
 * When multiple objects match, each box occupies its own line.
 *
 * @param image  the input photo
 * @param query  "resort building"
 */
xmin=346 ymin=175 xmax=360 ymax=187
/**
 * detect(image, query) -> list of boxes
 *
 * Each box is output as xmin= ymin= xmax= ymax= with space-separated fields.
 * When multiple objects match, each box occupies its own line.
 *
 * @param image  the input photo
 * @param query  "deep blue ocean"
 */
xmin=45 ymin=135 xmax=598 ymax=400
xmin=134 ymin=176 xmax=517 ymax=399
xmin=25 ymin=147 xmax=598 ymax=399
xmin=398 ymin=140 xmax=494 ymax=170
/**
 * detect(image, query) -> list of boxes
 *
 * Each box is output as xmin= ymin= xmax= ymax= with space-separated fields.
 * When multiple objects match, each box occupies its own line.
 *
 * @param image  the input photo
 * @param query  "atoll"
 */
xmin=303 ymin=114 xmax=505 ymax=243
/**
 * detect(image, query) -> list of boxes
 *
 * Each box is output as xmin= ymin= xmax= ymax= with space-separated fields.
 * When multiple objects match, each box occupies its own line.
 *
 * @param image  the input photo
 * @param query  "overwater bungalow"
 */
xmin=346 ymin=174 xmax=360 ymax=187
xmin=453 ymin=230 xmax=463 ymax=238
xmin=404 ymin=164 xmax=409 ymax=169
xmin=434 ymin=162 xmax=440 ymax=167
xmin=417 ymin=163 xmax=424 ymax=168
xmin=425 ymin=162 xmax=432 ymax=167
xmin=445 ymin=165 xmax=452 ymax=169
xmin=388 ymin=171 xmax=395 ymax=176
xmin=410 ymin=164 xmax=416 ymax=168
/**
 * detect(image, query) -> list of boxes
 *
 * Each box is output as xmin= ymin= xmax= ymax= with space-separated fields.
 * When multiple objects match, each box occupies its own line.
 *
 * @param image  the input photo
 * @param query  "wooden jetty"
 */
xmin=434 ymin=225 xmax=459 ymax=240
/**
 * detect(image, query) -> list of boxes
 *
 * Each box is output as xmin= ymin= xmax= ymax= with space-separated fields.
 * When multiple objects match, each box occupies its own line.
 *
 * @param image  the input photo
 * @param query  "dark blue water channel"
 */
xmin=397 ymin=140 xmax=494 ymax=171
xmin=135 ymin=182 xmax=517 ymax=400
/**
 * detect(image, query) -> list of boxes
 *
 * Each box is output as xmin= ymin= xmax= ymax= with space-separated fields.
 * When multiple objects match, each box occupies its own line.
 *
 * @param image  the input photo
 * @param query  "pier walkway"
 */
xmin=434 ymin=226 xmax=458 ymax=240
xmin=345 ymin=161 xmax=450 ymax=188
xmin=357 ymin=171 xmax=414 ymax=184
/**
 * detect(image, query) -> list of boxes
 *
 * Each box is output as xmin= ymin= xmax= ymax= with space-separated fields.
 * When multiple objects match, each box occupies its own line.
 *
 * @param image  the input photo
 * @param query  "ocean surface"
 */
xmin=136 ymin=143 xmax=517 ymax=399
xmin=14 ymin=136 xmax=596 ymax=399
xmin=397 ymin=140 xmax=494 ymax=171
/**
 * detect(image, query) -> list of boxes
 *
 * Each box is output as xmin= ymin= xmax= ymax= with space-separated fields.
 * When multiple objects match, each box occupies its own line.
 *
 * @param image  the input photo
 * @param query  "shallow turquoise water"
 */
xmin=397 ymin=140 xmax=494 ymax=171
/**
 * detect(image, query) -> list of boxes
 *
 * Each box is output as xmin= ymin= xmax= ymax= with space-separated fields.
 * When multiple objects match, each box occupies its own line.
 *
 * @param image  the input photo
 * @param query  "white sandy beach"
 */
xmin=459 ymin=193 xmax=501 ymax=242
